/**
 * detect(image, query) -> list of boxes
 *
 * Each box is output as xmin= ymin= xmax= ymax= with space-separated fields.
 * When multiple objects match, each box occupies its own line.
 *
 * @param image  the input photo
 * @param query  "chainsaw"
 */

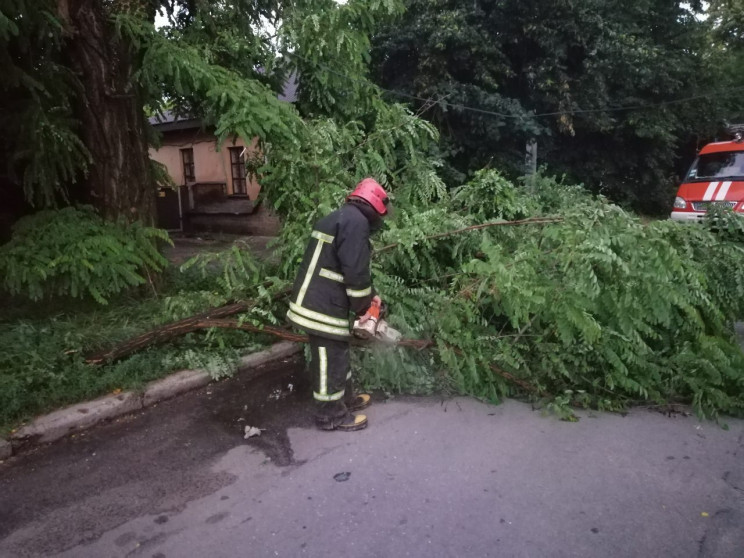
xmin=352 ymin=298 xmax=402 ymax=344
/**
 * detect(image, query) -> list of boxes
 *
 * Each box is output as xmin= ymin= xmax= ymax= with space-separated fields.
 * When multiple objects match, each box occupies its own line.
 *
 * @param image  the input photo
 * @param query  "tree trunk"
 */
xmin=62 ymin=0 xmax=155 ymax=223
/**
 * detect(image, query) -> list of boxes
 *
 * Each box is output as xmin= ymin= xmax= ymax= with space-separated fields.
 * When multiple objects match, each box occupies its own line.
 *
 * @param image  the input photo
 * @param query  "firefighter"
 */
xmin=287 ymin=178 xmax=390 ymax=431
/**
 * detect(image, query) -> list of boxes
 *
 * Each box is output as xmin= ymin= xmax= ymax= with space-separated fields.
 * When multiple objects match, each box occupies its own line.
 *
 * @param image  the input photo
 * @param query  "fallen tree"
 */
xmin=85 ymin=174 xmax=744 ymax=419
xmin=270 ymin=169 xmax=744 ymax=419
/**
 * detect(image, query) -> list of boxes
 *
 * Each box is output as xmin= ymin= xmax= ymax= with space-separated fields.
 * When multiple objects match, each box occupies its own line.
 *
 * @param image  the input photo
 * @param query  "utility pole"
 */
xmin=525 ymin=138 xmax=537 ymax=193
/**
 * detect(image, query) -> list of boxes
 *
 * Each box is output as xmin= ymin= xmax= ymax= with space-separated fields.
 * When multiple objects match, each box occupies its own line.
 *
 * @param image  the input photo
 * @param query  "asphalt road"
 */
xmin=1 ymin=356 xmax=742 ymax=558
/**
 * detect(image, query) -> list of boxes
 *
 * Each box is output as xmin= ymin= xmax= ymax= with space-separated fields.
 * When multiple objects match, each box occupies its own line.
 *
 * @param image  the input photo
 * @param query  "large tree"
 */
xmin=371 ymin=0 xmax=741 ymax=213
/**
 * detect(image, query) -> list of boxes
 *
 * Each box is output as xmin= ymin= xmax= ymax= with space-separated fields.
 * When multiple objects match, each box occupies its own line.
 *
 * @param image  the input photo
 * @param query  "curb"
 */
xmin=1 ymin=341 xmax=301 ymax=457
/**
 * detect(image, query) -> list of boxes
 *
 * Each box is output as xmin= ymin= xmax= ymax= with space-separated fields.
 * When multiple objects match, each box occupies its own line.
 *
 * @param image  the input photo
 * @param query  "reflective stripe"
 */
xmin=319 ymin=268 xmax=344 ymax=282
xmin=287 ymin=310 xmax=351 ymax=337
xmin=289 ymin=302 xmax=349 ymax=327
xmin=346 ymin=286 xmax=372 ymax=297
xmin=716 ymin=181 xmax=733 ymax=201
xmin=319 ymin=346 xmax=328 ymax=395
xmin=346 ymin=370 xmax=352 ymax=380
xmin=313 ymin=390 xmax=345 ymax=402
xmin=311 ymin=230 xmax=335 ymax=243
xmin=296 ymin=239 xmax=324 ymax=306
xmin=703 ymin=181 xmax=719 ymax=201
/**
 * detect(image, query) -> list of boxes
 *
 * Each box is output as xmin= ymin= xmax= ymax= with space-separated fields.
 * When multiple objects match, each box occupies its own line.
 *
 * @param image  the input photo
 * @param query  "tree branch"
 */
xmin=376 ymin=217 xmax=563 ymax=254
xmin=87 ymin=313 xmax=539 ymax=394
xmin=84 ymin=302 xmax=253 ymax=364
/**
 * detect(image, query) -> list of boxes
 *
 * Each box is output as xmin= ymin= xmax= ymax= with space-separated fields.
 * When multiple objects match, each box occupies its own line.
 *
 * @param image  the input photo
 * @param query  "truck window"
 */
xmin=688 ymin=151 xmax=744 ymax=180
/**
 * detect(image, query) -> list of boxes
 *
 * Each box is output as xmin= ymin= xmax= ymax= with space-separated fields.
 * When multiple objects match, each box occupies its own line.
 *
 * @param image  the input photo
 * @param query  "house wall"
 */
xmin=149 ymin=129 xmax=262 ymax=199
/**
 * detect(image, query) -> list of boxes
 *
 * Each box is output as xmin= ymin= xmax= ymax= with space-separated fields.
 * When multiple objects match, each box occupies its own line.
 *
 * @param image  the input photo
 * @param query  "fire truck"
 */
xmin=671 ymin=129 xmax=744 ymax=222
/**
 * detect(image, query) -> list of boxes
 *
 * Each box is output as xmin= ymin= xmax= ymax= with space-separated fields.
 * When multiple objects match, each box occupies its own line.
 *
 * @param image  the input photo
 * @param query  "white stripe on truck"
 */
xmin=703 ymin=181 xmax=719 ymax=201
xmin=715 ymin=181 xmax=732 ymax=201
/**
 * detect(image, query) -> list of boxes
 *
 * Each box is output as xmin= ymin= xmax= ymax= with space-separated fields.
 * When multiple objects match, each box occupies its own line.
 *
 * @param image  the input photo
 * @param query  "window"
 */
xmin=181 ymin=148 xmax=195 ymax=183
xmin=688 ymin=151 xmax=744 ymax=181
xmin=229 ymin=147 xmax=247 ymax=195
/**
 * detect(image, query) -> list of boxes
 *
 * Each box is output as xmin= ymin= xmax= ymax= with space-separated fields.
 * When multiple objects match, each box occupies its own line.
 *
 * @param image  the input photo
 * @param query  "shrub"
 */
xmin=0 ymin=206 xmax=171 ymax=304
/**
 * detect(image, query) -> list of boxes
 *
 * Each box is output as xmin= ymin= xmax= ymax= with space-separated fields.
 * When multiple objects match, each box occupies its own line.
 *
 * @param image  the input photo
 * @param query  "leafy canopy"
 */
xmin=370 ymin=0 xmax=744 ymax=213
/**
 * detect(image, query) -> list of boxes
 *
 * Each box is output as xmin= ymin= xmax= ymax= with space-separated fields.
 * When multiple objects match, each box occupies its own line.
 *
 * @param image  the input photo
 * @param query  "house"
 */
xmin=149 ymin=76 xmax=297 ymax=235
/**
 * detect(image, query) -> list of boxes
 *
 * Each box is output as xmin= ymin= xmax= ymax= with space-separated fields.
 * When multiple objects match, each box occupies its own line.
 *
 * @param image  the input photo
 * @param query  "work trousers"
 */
xmin=308 ymin=334 xmax=355 ymax=419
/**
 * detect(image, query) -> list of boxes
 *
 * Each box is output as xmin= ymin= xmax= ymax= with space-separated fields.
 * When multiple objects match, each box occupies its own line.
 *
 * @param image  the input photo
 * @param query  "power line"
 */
xmin=286 ymin=51 xmax=744 ymax=120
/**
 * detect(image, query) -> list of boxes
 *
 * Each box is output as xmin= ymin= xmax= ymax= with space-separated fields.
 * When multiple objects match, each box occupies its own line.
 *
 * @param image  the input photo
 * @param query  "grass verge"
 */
xmin=0 ymin=266 xmax=269 ymax=437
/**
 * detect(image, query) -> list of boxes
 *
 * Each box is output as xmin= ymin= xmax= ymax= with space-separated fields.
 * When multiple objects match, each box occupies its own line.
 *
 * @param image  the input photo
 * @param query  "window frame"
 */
xmin=229 ymin=147 xmax=247 ymax=195
xmin=180 ymin=148 xmax=195 ymax=184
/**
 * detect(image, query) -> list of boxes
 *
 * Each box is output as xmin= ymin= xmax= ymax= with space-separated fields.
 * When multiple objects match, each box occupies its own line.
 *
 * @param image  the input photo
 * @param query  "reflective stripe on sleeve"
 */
xmin=311 ymin=230 xmax=335 ymax=243
xmin=289 ymin=302 xmax=349 ymax=327
xmin=319 ymin=268 xmax=344 ymax=282
xmin=313 ymin=390 xmax=345 ymax=402
xmin=319 ymin=346 xmax=328 ymax=395
xmin=346 ymin=286 xmax=372 ymax=297
xmin=287 ymin=310 xmax=351 ymax=337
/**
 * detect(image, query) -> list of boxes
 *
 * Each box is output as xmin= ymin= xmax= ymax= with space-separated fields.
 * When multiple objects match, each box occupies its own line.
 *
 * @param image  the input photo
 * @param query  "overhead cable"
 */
xmin=286 ymin=51 xmax=744 ymax=120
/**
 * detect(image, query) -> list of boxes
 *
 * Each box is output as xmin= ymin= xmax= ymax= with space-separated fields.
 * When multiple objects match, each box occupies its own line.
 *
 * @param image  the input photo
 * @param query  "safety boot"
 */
xmin=316 ymin=412 xmax=368 ymax=432
xmin=347 ymin=393 xmax=371 ymax=412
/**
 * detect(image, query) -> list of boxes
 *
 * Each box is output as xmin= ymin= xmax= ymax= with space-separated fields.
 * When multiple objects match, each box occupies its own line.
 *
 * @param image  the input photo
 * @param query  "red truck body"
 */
xmin=670 ymin=140 xmax=744 ymax=222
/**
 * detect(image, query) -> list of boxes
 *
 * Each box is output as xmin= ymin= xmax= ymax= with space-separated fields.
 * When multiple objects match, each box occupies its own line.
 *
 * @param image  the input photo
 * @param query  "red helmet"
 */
xmin=348 ymin=178 xmax=389 ymax=216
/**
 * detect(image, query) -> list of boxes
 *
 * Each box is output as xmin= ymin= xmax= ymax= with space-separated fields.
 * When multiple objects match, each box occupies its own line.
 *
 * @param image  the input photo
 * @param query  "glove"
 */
xmin=357 ymin=295 xmax=382 ymax=324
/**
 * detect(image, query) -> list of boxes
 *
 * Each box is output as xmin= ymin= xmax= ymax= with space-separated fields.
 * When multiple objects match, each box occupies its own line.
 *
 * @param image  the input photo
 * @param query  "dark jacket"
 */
xmin=286 ymin=203 xmax=375 ymax=340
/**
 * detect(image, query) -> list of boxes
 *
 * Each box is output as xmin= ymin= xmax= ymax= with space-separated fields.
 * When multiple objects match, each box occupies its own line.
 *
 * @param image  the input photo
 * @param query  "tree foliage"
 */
xmin=368 ymin=175 xmax=744 ymax=419
xmin=0 ymin=207 xmax=171 ymax=304
xmin=277 ymin=0 xmax=403 ymax=119
xmin=370 ymin=0 xmax=744 ymax=213
xmin=0 ymin=0 xmax=91 ymax=207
